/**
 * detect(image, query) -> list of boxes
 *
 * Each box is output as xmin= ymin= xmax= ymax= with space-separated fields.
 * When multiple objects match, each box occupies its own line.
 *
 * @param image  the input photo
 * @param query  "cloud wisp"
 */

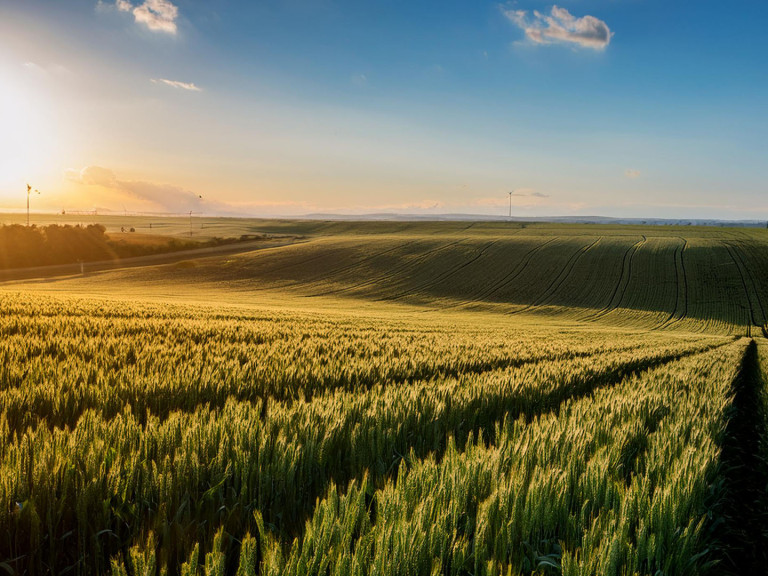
xmin=511 ymin=190 xmax=549 ymax=198
xmin=151 ymin=78 xmax=202 ymax=91
xmin=625 ymin=169 xmax=641 ymax=179
xmin=113 ymin=0 xmax=179 ymax=35
xmin=474 ymin=190 xmax=551 ymax=209
xmin=62 ymin=167 xmax=590 ymax=216
xmin=504 ymin=5 xmax=613 ymax=50
xmin=65 ymin=166 xmax=314 ymax=216
xmin=67 ymin=166 xmax=203 ymax=212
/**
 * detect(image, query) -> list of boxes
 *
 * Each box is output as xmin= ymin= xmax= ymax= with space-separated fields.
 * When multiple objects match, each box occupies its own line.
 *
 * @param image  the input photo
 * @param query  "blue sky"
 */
xmin=1 ymin=0 xmax=766 ymax=218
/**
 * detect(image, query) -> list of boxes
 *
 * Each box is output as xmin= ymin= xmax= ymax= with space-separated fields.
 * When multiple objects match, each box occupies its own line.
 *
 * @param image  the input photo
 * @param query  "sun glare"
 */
xmin=0 ymin=68 xmax=50 ymax=203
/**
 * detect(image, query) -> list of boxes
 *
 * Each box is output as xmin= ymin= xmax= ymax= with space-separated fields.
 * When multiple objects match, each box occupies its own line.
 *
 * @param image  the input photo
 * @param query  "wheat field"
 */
xmin=2 ymin=221 xmax=767 ymax=575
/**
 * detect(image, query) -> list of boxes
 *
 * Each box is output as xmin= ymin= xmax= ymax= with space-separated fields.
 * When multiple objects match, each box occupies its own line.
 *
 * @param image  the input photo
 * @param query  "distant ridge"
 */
xmin=302 ymin=213 xmax=768 ymax=228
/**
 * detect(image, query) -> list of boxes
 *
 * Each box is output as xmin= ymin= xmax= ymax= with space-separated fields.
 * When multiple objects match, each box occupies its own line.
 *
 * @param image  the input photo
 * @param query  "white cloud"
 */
xmin=625 ymin=169 xmax=641 ymax=179
xmin=22 ymin=62 xmax=72 ymax=77
xmin=62 ymin=167 xmax=590 ymax=218
xmin=112 ymin=0 xmax=179 ymax=34
xmin=503 ymin=5 xmax=613 ymax=50
xmin=510 ymin=189 xmax=549 ymax=198
xmin=505 ymin=9 xmax=528 ymax=28
xmin=151 ymin=78 xmax=202 ymax=91
xmin=66 ymin=166 xmax=315 ymax=216
xmin=67 ymin=166 xmax=203 ymax=212
xmin=68 ymin=166 xmax=119 ymax=187
xmin=474 ymin=190 xmax=550 ymax=208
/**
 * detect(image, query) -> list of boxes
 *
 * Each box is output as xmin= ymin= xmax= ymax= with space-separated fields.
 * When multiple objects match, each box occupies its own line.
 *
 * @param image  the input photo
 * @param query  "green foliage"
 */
xmin=0 ymin=222 xmax=256 ymax=270
xmin=236 ymin=533 xmax=259 ymax=576
xmin=0 ymin=223 xmax=111 ymax=268
xmin=181 ymin=544 xmax=201 ymax=576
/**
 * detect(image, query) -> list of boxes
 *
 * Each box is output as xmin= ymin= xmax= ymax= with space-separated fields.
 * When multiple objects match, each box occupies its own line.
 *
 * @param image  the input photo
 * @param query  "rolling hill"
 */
xmin=13 ymin=221 xmax=766 ymax=334
xmin=3 ymin=220 xmax=768 ymax=575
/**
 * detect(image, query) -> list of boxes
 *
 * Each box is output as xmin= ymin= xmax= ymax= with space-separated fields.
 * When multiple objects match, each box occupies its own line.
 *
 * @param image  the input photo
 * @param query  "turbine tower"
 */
xmin=188 ymin=195 xmax=203 ymax=236
xmin=26 ymin=184 xmax=39 ymax=227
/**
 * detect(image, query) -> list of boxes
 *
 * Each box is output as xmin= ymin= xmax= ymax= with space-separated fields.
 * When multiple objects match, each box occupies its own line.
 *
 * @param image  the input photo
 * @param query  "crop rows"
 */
xmin=271 ymin=342 xmax=745 ymax=575
xmin=98 ymin=229 xmax=768 ymax=334
xmin=0 ymin=292 xmax=762 ymax=575
xmin=0 ymin=293 xmax=710 ymax=433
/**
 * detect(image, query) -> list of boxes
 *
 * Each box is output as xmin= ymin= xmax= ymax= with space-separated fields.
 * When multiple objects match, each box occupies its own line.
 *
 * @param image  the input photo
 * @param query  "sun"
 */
xmin=0 ymin=67 xmax=51 ymax=205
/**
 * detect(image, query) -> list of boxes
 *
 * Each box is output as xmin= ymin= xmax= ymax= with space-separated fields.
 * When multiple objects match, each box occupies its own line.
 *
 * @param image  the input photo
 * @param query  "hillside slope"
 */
xmin=5 ymin=222 xmax=768 ymax=334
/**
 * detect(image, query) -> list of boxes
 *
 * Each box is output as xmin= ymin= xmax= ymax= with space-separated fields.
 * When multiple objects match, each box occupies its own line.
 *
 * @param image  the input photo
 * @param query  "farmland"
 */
xmin=2 ymin=221 xmax=768 ymax=575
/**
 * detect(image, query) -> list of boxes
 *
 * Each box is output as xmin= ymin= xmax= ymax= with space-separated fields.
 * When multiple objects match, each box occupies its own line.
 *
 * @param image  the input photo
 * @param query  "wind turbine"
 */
xmin=189 ymin=195 xmax=203 ymax=236
xmin=508 ymin=191 xmax=513 ymax=219
xmin=26 ymin=184 xmax=40 ymax=226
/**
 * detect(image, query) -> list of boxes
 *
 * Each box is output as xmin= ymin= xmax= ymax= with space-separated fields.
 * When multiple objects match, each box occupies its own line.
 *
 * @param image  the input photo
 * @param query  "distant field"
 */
xmin=10 ymin=219 xmax=768 ymax=334
xmin=1 ymin=220 xmax=767 ymax=575
xmin=0 ymin=213 xmax=300 ymax=242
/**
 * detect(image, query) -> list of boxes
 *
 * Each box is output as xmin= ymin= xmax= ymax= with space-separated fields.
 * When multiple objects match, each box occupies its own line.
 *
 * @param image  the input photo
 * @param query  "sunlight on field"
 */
xmin=1 ymin=221 xmax=767 ymax=574
xmin=6 ymin=0 xmax=768 ymax=570
xmin=6 ymin=221 xmax=767 ymax=335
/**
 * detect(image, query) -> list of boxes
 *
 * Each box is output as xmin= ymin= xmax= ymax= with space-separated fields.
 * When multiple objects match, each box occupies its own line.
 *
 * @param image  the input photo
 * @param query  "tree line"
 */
xmin=0 ymin=224 xmax=209 ymax=269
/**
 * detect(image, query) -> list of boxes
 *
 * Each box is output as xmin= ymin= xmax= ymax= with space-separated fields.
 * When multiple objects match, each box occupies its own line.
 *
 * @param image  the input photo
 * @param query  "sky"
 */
xmin=0 ymin=0 xmax=767 ymax=219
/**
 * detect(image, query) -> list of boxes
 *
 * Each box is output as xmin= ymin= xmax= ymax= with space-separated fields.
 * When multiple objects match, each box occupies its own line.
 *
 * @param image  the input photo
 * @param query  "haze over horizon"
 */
xmin=1 ymin=0 xmax=766 ymax=220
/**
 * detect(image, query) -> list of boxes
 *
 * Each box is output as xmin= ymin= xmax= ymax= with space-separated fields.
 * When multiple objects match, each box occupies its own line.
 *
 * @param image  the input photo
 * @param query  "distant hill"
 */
xmin=303 ymin=212 xmax=768 ymax=228
xmin=70 ymin=220 xmax=768 ymax=336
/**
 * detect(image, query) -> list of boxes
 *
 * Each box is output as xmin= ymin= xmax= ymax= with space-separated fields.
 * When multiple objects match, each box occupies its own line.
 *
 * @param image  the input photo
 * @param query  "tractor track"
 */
xmin=380 ymin=239 xmax=501 ymax=302
xmin=307 ymin=238 xmax=467 ymax=297
xmin=658 ymin=238 xmax=689 ymax=330
xmin=711 ymin=340 xmax=768 ymax=574
xmin=509 ymin=237 xmax=602 ymax=315
xmin=297 ymin=238 xmax=422 ymax=284
xmin=724 ymin=242 xmax=767 ymax=328
xmin=453 ymin=237 xmax=560 ymax=307
xmin=260 ymin=238 xmax=421 ymax=281
xmin=724 ymin=244 xmax=759 ymax=333
xmin=278 ymin=339 xmax=732 ymax=541
xmin=587 ymin=236 xmax=646 ymax=322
